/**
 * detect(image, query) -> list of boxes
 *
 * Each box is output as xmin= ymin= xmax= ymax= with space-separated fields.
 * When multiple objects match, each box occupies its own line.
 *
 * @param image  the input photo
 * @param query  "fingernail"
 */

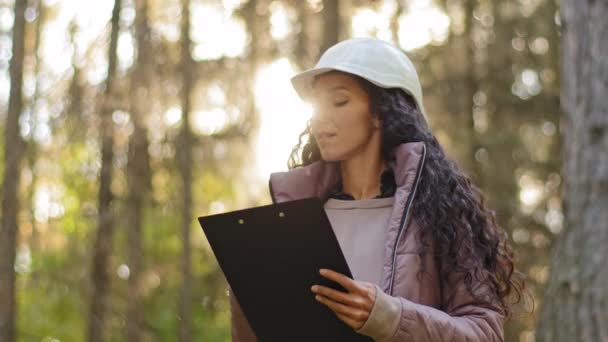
xmin=311 ymin=285 xmax=317 ymax=292
xmin=319 ymin=269 xmax=326 ymax=275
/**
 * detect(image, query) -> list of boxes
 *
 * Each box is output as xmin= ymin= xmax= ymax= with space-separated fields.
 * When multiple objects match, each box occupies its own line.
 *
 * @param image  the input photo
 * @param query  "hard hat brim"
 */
xmin=290 ymin=65 xmax=427 ymax=120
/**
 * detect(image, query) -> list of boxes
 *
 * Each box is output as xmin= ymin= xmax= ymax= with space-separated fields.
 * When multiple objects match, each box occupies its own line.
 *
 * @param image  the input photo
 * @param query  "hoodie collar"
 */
xmin=326 ymin=168 xmax=396 ymax=201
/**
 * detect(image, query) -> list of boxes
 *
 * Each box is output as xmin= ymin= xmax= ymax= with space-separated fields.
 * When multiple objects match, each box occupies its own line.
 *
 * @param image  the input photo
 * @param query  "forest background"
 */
xmin=2 ymin=0 xmax=601 ymax=341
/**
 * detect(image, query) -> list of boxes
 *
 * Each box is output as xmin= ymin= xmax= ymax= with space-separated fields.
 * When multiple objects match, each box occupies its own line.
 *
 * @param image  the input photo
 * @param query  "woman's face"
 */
xmin=309 ymin=72 xmax=382 ymax=162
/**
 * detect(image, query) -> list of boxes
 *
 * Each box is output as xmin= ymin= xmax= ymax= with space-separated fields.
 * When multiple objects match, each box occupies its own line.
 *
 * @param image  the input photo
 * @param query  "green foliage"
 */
xmin=17 ymin=252 xmax=87 ymax=342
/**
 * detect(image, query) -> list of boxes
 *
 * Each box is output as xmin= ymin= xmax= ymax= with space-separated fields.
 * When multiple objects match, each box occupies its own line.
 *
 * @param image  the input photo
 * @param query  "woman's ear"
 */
xmin=372 ymin=117 xmax=382 ymax=129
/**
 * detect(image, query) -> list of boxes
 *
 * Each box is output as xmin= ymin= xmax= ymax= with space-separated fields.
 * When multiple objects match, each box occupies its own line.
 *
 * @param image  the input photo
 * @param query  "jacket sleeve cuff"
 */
xmin=356 ymin=284 xmax=402 ymax=342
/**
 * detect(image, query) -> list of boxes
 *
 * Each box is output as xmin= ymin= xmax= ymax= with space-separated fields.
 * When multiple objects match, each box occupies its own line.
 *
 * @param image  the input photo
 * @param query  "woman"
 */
xmin=230 ymin=38 xmax=524 ymax=341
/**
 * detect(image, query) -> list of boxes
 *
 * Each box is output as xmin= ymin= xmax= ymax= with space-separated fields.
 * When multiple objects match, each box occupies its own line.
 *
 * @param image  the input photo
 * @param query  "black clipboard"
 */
xmin=198 ymin=197 xmax=373 ymax=342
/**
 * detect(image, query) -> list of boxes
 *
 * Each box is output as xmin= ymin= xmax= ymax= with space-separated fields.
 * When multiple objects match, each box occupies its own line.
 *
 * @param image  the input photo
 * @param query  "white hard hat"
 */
xmin=291 ymin=37 xmax=427 ymax=121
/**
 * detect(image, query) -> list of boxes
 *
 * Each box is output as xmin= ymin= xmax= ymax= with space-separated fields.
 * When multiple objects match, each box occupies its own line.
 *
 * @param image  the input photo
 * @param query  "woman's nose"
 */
xmin=311 ymin=106 xmax=331 ymax=124
xmin=310 ymin=114 xmax=329 ymax=132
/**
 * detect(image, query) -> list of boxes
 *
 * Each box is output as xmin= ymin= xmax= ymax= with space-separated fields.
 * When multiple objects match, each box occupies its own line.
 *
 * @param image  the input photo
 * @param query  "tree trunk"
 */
xmin=27 ymin=0 xmax=45 ymax=261
xmin=178 ymin=0 xmax=194 ymax=340
xmin=294 ymin=0 xmax=310 ymax=69
xmin=320 ymin=0 xmax=340 ymax=55
xmin=390 ymin=1 xmax=403 ymax=45
xmin=462 ymin=0 xmax=482 ymax=184
xmin=536 ymin=0 xmax=608 ymax=341
xmin=87 ymin=0 xmax=122 ymax=341
xmin=126 ymin=0 xmax=152 ymax=340
xmin=0 ymin=0 xmax=27 ymax=340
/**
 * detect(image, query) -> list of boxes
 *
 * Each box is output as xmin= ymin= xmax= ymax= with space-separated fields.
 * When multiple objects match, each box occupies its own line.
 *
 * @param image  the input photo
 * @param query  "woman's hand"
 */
xmin=311 ymin=268 xmax=377 ymax=330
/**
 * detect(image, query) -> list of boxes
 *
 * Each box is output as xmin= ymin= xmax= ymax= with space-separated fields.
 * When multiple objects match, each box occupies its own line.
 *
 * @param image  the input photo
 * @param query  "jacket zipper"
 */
xmin=268 ymin=178 xmax=277 ymax=204
xmin=388 ymin=143 xmax=427 ymax=296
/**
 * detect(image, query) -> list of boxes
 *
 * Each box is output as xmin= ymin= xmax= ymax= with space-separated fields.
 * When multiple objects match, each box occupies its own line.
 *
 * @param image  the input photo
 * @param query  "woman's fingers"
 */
xmin=315 ymin=294 xmax=369 ymax=327
xmin=311 ymin=284 xmax=370 ymax=310
xmin=336 ymin=312 xmax=365 ymax=330
xmin=319 ymin=269 xmax=362 ymax=294
xmin=315 ymin=294 xmax=352 ymax=316
xmin=312 ymin=269 xmax=378 ymax=331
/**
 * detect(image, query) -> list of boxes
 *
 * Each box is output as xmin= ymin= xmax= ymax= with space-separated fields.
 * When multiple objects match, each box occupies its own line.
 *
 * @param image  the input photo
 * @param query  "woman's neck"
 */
xmin=339 ymin=141 xmax=385 ymax=200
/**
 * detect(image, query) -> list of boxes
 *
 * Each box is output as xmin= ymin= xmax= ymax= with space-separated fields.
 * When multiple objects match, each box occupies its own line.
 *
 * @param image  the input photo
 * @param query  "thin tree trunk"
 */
xmin=463 ymin=0 xmax=482 ymax=184
xmin=0 ymin=0 xmax=27 ymax=340
xmin=67 ymin=20 xmax=84 ymax=133
xmin=242 ymin=0 xmax=261 ymax=132
xmin=125 ymin=0 xmax=150 ymax=338
xmin=320 ymin=0 xmax=340 ymax=55
xmin=126 ymin=0 xmax=152 ymax=340
xmin=87 ymin=0 xmax=122 ymax=341
xmin=28 ymin=0 xmax=44 ymax=260
xmin=536 ymin=0 xmax=608 ymax=341
xmin=390 ymin=1 xmax=404 ymax=45
xmin=294 ymin=0 xmax=310 ymax=69
xmin=178 ymin=0 xmax=193 ymax=340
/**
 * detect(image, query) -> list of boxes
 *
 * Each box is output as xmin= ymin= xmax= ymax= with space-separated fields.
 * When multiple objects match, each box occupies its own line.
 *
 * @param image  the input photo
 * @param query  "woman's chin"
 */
xmin=319 ymin=150 xmax=345 ymax=162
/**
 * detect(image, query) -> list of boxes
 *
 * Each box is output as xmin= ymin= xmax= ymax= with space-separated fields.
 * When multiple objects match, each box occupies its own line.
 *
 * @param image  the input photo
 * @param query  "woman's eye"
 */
xmin=334 ymin=100 xmax=348 ymax=107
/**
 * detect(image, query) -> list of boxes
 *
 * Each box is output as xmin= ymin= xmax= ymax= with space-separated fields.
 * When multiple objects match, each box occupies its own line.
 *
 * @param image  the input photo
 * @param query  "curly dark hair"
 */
xmin=287 ymin=73 xmax=525 ymax=316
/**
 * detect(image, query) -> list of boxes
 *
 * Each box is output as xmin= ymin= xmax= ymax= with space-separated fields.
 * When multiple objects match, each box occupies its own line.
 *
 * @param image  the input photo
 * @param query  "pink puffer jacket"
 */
xmin=230 ymin=142 xmax=505 ymax=341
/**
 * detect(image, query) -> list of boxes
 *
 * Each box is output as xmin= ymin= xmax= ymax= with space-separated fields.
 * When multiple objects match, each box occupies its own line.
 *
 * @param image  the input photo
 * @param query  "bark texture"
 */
xmin=320 ymin=0 xmax=340 ymax=55
xmin=126 ymin=0 xmax=152 ymax=340
xmin=0 ymin=1 xmax=27 ymax=340
xmin=87 ymin=1 xmax=122 ymax=341
xmin=178 ymin=0 xmax=194 ymax=340
xmin=536 ymin=0 xmax=608 ymax=341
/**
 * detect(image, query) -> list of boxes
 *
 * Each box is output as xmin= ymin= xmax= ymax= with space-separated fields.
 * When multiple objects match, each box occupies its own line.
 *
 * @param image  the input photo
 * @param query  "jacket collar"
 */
xmin=269 ymin=142 xmax=426 ymax=203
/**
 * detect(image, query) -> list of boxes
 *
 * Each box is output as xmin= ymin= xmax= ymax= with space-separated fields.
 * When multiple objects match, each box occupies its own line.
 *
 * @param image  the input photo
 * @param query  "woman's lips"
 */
xmin=317 ymin=133 xmax=337 ymax=142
